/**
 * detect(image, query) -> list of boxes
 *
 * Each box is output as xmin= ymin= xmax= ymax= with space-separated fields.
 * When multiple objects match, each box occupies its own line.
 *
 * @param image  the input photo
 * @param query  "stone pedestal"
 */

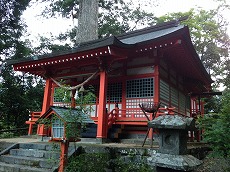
xmin=147 ymin=115 xmax=202 ymax=171
xmin=159 ymin=129 xmax=187 ymax=155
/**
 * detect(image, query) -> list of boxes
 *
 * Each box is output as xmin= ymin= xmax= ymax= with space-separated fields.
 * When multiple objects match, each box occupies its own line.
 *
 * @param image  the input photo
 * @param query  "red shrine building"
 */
xmin=10 ymin=20 xmax=212 ymax=141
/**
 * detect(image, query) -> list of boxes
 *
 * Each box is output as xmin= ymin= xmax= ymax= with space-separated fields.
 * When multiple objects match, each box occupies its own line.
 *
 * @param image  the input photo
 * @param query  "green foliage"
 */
xmin=33 ymin=35 xmax=72 ymax=55
xmin=65 ymin=152 xmax=154 ymax=172
xmin=37 ymin=118 xmax=52 ymax=128
xmin=66 ymin=153 xmax=110 ymax=172
xmin=0 ymin=0 xmax=30 ymax=57
xmin=63 ymin=110 xmax=82 ymax=141
xmin=113 ymin=159 xmax=153 ymax=172
xmin=0 ymin=132 xmax=14 ymax=138
xmin=54 ymin=87 xmax=71 ymax=103
xmin=98 ymin=0 xmax=155 ymax=37
xmin=76 ymin=85 xmax=96 ymax=114
xmin=0 ymin=65 xmax=44 ymax=129
xmin=203 ymin=95 xmax=222 ymax=114
xmin=0 ymin=0 xmax=44 ymax=131
xmin=198 ymin=89 xmax=230 ymax=158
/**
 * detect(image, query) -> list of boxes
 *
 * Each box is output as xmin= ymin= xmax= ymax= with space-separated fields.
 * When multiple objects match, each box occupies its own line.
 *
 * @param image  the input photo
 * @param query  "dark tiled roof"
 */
xmin=7 ymin=36 xmax=132 ymax=65
xmin=41 ymin=106 xmax=95 ymax=124
xmin=117 ymin=20 xmax=183 ymax=44
xmin=8 ymin=20 xmax=184 ymax=65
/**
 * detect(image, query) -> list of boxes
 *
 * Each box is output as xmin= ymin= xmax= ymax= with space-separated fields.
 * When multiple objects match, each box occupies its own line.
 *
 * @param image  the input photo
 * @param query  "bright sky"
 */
xmin=22 ymin=0 xmax=230 ymax=45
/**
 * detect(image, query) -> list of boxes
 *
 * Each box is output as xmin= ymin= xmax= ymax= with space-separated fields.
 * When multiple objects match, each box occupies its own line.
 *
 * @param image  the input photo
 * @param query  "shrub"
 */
xmin=65 ymin=152 xmax=154 ymax=172
xmin=65 ymin=153 xmax=109 ymax=172
xmin=0 ymin=131 xmax=14 ymax=138
xmin=198 ymin=89 xmax=230 ymax=157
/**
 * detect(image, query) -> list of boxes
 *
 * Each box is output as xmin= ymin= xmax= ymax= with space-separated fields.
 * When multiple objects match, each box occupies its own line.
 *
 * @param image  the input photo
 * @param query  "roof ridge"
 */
xmin=117 ymin=19 xmax=183 ymax=40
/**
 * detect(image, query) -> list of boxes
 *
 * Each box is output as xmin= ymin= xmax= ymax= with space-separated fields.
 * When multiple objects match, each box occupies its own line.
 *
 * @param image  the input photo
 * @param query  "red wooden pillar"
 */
xmin=149 ymin=63 xmax=160 ymax=140
xmin=121 ymin=63 xmax=127 ymax=118
xmin=121 ymin=80 xmax=126 ymax=117
xmin=96 ymin=70 xmax=108 ymax=139
xmin=28 ymin=124 xmax=33 ymax=135
xmin=59 ymin=141 xmax=69 ymax=172
xmin=154 ymin=64 xmax=160 ymax=115
xmin=37 ymin=78 xmax=53 ymax=136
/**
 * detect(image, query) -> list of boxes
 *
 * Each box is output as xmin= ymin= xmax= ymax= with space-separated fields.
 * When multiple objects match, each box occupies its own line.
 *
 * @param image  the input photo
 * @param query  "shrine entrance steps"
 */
xmin=0 ymin=143 xmax=66 ymax=172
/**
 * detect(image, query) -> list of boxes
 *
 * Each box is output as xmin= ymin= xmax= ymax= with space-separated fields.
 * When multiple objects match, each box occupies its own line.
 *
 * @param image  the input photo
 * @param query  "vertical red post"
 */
xmin=121 ymin=80 xmax=126 ymax=117
xmin=37 ymin=78 xmax=53 ymax=136
xmin=154 ymin=65 xmax=160 ymax=115
xmin=121 ymin=63 xmax=127 ymax=118
xmin=149 ymin=63 xmax=160 ymax=140
xmin=59 ymin=141 xmax=69 ymax=172
xmin=28 ymin=123 xmax=33 ymax=135
xmin=96 ymin=70 xmax=108 ymax=139
xmin=41 ymin=78 xmax=53 ymax=114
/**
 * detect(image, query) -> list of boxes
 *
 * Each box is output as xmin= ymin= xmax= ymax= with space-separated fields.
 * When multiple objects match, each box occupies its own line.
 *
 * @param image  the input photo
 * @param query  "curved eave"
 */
xmin=11 ymin=46 xmax=111 ymax=77
xmin=11 ymin=40 xmax=131 ymax=78
xmin=9 ymin=35 xmax=133 ymax=67
xmin=182 ymin=27 xmax=213 ymax=85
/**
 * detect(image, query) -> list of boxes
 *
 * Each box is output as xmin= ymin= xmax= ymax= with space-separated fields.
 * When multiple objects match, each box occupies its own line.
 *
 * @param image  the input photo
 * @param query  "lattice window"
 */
xmin=107 ymin=83 xmax=122 ymax=103
xmin=126 ymin=78 xmax=154 ymax=98
xmin=52 ymin=118 xmax=64 ymax=138
xmin=126 ymin=98 xmax=154 ymax=117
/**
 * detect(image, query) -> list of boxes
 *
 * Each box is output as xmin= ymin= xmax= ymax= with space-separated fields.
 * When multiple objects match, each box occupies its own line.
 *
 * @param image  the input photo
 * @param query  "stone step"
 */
xmin=10 ymin=148 xmax=60 ymax=159
xmin=0 ymin=154 xmax=58 ymax=169
xmin=120 ymin=138 xmax=159 ymax=146
xmin=0 ymin=162 xmax=54 ymax=172
xmin=0 ymin=142 xmax=78 ymax=172
xmin=19 ymin=143 xmax=59 ymax=151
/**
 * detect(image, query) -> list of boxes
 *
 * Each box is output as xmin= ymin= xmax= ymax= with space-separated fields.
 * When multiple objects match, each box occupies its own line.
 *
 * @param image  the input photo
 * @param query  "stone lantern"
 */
xmin=147 ymin=115 xmax=202 ymax=171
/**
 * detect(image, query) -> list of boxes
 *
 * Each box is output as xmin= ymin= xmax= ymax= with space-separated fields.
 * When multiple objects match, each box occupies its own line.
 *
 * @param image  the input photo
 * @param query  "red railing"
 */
xmin=107 ymin=107 xmax=119 ymax=128
xmin=105 ymin=106 xmax=192 ymax=126
xmin=25 ymin=111 xmax=42 ymax=135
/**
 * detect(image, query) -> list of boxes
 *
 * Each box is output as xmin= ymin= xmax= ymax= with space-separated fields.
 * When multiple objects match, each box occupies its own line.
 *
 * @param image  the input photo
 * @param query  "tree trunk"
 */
xmin=77 ymin=0 xmax=99 ymax=43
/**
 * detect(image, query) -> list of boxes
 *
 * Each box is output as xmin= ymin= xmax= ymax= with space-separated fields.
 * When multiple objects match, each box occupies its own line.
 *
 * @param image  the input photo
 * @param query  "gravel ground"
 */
xmin=195 ymin=154 xmax=230 ymax=172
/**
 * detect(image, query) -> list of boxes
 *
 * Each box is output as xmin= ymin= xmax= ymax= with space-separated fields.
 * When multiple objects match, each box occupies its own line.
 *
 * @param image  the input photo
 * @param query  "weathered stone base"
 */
xmin=96 ymin=138 xmax=110 ymax=144
xmin=147 ymin=153 xmax=202 ymax=171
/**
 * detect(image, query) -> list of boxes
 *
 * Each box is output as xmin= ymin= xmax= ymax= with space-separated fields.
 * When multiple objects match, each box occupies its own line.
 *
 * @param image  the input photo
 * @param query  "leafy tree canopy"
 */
xmin=36 ymin=0 xmax=156 ymax=45
xmin=0 ymin=0 xmax=30 ymax=59
xmin=198 ymin=89 xmax=230 ymax=157
xmin=0 ymin=0 xmax=44 ymax=130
